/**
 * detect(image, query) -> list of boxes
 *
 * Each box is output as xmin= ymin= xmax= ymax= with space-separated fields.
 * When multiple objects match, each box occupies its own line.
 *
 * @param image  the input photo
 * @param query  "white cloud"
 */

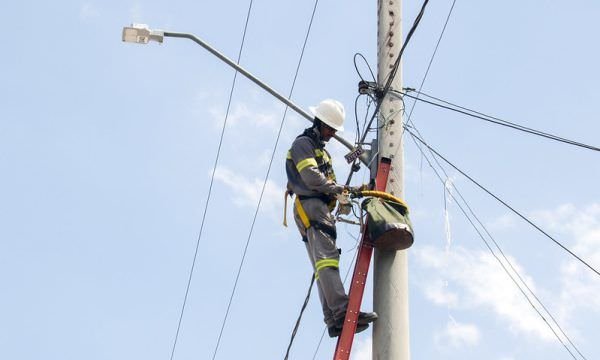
xmin=213 ymin=166 xmax=283 ymax=216
xmin=531 ymin=203 xmax=600 ymax=323
xmin=351 ymin=337 xmax=372 ymax=360
xmin=197 ymin=94 xmax=368 ymax=189
xmin=532 ymin=203 xmax=600 ymax=264
xmin=415 ymin=245 xmax=556 ymax=341
xmin=79 ymin=3 xmax=99 ymax=21
xmin=486 ymin=213 xmax=518 ymax=232
xmin=417 ymin=202 xmax=600 ymax=349
xmin=423 ymin=279 xmax=458 ymax=307
xmin=434 ymin=317 xmax=481 ymax=348
xmin=208 ymin=101 xmax=280 ymax=131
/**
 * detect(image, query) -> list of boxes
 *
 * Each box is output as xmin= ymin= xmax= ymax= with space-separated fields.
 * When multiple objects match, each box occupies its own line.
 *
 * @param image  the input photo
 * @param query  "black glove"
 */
xmin=347 ymin=184 xmax=368 ymax=197
xmin=337 ymin=203 xmax=352 ymax=216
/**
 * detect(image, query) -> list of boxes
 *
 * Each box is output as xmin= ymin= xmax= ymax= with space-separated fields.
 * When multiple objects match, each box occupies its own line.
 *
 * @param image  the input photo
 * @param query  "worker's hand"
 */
xmin=337 ymin=203 xmax=352 ymax=216
xmin=347 ymin=184 xmax=369 ymax=198
xmin=336 ymin=190 xmax=351 ymax=205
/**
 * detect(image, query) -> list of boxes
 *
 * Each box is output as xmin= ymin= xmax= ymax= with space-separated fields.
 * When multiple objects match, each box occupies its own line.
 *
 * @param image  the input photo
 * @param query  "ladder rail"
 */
xmin=333 ymin=240 xmax=373 ymax=359
xmin=333 ymin=158 xmax=392 ymax=359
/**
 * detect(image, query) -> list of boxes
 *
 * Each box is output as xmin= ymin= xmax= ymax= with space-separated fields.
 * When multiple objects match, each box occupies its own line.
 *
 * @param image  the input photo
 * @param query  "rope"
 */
xmin=354 ymin=190 xmax=409 ymax=210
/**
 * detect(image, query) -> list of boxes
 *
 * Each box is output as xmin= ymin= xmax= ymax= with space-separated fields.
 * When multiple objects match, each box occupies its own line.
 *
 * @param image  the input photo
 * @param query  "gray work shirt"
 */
xmin=286 ymin=128 xmax=344 ymax=197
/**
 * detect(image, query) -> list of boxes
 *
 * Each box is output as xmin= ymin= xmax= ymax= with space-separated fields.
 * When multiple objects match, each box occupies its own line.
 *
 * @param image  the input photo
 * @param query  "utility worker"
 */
xmin=286 ymin=99 xmax=378 ymax=338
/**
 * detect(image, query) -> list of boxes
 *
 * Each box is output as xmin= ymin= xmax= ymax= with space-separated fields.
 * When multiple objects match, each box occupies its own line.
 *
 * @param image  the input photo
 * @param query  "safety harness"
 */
xmin=283 ymin=128 xmax=338 ymax=241
xmin=295 ymin=196 xmax=337 ymax=240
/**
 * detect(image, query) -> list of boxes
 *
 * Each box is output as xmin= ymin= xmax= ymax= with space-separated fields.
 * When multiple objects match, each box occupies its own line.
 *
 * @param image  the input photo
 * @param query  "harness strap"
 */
xmin=294 ymin=197 xmax=338 ymax=240
xmin=294 ymin=197 xmax=311 ymax=229
xmin=283 ymin=190 xmax=290 ymax=227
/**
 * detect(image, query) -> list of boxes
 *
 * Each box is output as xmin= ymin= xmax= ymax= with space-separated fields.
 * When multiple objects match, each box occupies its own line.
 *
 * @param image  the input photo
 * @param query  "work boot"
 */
xmin=336 ymin=310 xmax=379 ymax=326
xmin=358 ymin=311 xmax=378 ymax=325
xmin=328 ymin=323 xmax=369 ymax=338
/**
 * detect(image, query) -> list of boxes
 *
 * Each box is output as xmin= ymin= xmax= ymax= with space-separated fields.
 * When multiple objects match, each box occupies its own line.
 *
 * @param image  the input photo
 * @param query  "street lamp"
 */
xmin=121 ymin=24 xmax=369 ymax=165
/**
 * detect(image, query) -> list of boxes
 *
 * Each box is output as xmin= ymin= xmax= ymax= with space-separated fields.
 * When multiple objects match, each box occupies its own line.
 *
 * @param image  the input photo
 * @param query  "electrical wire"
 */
xmin=345 ymin=0 xmax=431 ymax=186
xmin=284 ymin=216 xmax=364 ymax=360
xmin=168 ymin=2 xmax=254 ymax=360
xmin=390 ymin=3 xmax=586 ymax=355
xmin=354 ymin=93 xmax=363 ymax=144
xmin=349 ymin=0 xmax=586 ymax=356
xmin=310 ymin=166 xmax=369 ymax=359
xmin=363 ymin=96 xmax=374 ymax=133
xmin=210 ymin=1 xmax=320 ymax=359
xmin=381 ymin=0 xmax=430 ymax=97
xmin=285 ymin=205 xmax=364 ymax=359
xmin=353 ymin=52 xmax=376 ymax=84
xmin=404 ymin=125 xmax=600 ymax=279
xmin=352 ymin=52 xmax=376 ymax=138
xmin=386 ymin=2 xmax=584 ymax=355
xmin=394 ymin=1 xmax=590 ymax=339
xmin=285 ymin=202 xmax=363 ymax=360
xmin=392 ymin=0 xmax=456 ymax=177
xmin=284 ymin=274 xmax=316 ymax=360
xmin=355 ymin=0 xmax=429 ymax=156
xmin=404 ymin=0 xmax=456 ymax=128
xmin=348 ymin=52 xmax=377 ymax=185
xmin=353 ymin=94 xmax=376 ymax=144
xmin=405 ymin=126 xmax=586 ymax=359
xmin=396 ymin=89 xmax=600 ymax=152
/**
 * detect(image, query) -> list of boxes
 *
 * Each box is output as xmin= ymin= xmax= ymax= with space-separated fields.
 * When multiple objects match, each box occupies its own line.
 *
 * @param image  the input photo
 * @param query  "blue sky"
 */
xmin=1 ymin=1 xmax=599 ymax=359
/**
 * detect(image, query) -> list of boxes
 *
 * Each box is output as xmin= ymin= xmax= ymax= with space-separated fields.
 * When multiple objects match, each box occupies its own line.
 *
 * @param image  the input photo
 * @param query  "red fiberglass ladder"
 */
xmin=333 ymin=158 xmax=392 ymax=360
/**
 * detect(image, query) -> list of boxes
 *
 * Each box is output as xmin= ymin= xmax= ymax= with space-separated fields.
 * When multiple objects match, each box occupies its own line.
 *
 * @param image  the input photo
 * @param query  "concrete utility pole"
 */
xmin=373 ymin=0 xmax=410 ymax=359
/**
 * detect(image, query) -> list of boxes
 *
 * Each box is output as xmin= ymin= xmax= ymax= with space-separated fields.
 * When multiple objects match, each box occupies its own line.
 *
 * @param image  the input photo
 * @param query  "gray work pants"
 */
xmin=293 ymin=197 xmax=348 ymax=326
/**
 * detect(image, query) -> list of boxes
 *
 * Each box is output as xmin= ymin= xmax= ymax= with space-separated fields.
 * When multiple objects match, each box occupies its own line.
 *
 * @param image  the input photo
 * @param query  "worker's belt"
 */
xmin=298 ymin=193 xmax=337 ymax=212
xmin=294 ymin=197 xmax=337 ymax=241
xmin=297 ymin=193 xmax=333 ymax=203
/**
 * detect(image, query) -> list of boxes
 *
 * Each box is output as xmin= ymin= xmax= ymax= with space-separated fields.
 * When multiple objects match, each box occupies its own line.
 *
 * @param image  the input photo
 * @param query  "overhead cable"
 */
xmin=397 ymin=0 xmax=587 ymax=338
xmin=404 ymin=0 xmax=457 ymax=125
xmin=392 ymin=0 xmax=457 ymax=176
xmin=354 ymin=0 xmax=431 ymax=143
xmin=283 ymin=274 xmax=316 ymax=360
xmin=381 ymin=0 xmax=430 ymax=96
xmin=211 ymin=2 xmax=320 ymax=359
xmin=168 ymin=2 xmax=255 ymax=360
xmin=404 ymin=126 xmax=600 ymax=279
xmin=345 ymin=0 xmax=430 ymax=185
xmin=353 ymin=52 xmax=376 ymax=85
xmin=397 ymin=89 xmax=600 ymax=152
xmin=406 ymin=125 xmax=587 ymax=360
xmin=392 ymin=2 xmax=586 ymax=356
xmin=353 ymin=52 xmax=377 ymax=145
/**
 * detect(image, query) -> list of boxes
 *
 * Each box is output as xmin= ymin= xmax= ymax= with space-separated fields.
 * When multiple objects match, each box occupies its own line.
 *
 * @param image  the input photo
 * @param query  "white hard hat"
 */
xmin=309 ymin=99 xmax=345 ymax=131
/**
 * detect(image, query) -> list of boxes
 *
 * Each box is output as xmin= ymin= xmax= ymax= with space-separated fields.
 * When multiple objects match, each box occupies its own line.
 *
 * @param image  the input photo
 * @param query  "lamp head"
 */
xmin=122 ymin=24 xmax=164 ymax=44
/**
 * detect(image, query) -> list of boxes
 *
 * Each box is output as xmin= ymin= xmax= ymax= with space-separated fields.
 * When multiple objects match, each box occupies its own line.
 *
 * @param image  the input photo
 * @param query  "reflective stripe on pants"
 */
xmin=294 ymin=197 xmax=348 ymax=324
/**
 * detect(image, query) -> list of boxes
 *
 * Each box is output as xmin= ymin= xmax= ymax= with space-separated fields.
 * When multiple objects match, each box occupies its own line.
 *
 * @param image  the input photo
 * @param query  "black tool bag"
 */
xmin=362 ymin=197 xmax=414 ymax=251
